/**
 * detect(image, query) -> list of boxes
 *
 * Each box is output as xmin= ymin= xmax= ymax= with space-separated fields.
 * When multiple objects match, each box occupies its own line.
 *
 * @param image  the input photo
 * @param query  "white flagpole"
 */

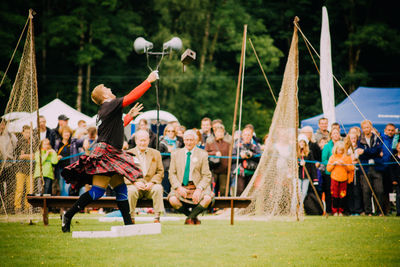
xmin=320 ymin=6 xmax=336 ymax=130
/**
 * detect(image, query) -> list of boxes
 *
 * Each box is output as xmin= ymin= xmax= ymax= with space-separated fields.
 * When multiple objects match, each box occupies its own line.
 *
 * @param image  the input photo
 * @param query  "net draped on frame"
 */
xmin=0 ymin=13 xmax=41 ymax=215
xmin=240 ymin=18 xmax=303 ymax=220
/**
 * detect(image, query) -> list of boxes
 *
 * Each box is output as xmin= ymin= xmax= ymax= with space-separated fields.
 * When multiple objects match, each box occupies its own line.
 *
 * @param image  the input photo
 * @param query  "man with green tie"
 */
xmin=168 ymin=129 xmax=214 ymax=225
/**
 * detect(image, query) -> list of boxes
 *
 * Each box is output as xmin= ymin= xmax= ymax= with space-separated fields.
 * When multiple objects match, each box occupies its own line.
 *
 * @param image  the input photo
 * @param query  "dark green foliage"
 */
xmin=0 ymin=0 xmax=398 ymax=137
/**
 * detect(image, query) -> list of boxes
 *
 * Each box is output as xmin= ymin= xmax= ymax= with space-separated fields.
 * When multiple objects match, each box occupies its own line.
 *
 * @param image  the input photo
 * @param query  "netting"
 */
xmin=0 ymin=11 xmax=41 ymax=215
xmin=239 ymin=18 xmax=303 ymax=220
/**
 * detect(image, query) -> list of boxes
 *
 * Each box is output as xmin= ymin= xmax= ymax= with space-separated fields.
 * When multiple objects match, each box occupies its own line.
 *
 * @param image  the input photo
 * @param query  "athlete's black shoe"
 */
xmin=61 ymin=213 xmax=71 ymax=233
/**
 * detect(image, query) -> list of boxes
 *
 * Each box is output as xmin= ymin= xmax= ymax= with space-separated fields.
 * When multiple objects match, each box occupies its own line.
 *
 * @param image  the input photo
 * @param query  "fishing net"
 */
xmin=240 ymin=19 xmax=303 ymax=220
xmin=0 ymin=12 xmax=41 ymax=215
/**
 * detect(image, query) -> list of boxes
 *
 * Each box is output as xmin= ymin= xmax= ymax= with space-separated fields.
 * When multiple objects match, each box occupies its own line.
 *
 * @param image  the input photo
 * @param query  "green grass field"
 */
xmin=0 ymin=214 xmax=399 ymax=266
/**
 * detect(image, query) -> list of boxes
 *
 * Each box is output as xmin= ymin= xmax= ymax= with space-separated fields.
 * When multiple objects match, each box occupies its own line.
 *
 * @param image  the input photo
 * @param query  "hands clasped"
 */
xmin=134 ymin=181 xmax=154 ymax=191
xmin=177 ymin=186 xmax=202 ymax=204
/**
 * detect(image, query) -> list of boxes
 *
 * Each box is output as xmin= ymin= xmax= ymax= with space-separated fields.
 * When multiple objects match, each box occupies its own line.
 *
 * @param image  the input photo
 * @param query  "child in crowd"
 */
xmin=327 ymin=141 xmax=355 ymax=216
xmin=34 ymin=138 xmax=59 ymax=195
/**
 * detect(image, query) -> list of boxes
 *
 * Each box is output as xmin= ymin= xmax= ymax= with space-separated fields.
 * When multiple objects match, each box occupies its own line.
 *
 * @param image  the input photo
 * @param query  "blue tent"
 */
xmin=301 ymin=86 xmax=400 ymax=133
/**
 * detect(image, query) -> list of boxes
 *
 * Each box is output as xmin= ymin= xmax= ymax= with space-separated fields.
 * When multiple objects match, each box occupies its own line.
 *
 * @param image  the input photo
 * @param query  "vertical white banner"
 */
xmin=320 ymin=6 xmax=336 ymax=129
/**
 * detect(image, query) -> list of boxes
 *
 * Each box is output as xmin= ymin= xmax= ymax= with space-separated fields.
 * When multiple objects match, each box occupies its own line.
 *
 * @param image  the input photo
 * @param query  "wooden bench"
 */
xmin=27 ymin=195 xmax=251 ymax=226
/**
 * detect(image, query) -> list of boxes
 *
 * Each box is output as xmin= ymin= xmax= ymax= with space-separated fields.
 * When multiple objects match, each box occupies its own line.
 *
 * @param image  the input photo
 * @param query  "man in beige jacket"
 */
xmin=168 ymin=129 xmax=214 ymax=225
xmin=126 ymin=130 xmax=164 ymax=223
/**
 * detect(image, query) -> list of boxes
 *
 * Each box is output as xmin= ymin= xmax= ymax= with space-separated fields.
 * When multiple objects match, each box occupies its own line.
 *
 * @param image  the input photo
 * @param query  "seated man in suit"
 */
xmin=168 ymin=129 xmax=214 ymax=225
xmin=126 ymin=130 xmax=164 ymax=223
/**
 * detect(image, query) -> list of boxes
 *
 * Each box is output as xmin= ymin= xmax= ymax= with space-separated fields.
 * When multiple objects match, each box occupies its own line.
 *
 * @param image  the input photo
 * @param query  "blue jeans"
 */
xmin=79 ymin=186 xmax=86 ymax=196
xmin=59 ymin=174 xmax=70 ymax=196
xmin=43 ymin=177 xmax=53 ymax=195
xmin=299 ymin=179 xmax=309 ymax=203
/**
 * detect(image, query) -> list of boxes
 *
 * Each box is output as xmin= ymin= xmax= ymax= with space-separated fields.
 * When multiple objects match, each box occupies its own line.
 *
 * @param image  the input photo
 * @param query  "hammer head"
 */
xmin=181 ymin=49 xmax=196 ymax=65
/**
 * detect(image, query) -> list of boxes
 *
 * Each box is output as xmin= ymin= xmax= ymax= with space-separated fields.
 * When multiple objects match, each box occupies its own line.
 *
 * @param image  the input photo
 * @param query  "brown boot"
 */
xmin=193 ymin=218 xmax=201 ymax=225
xmin=184 ymin=218 xmax=195 ymax=225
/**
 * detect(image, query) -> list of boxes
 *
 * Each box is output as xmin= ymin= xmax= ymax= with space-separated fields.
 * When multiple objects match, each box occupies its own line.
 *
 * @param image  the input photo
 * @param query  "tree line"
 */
xmin=1 ymin=0 xmax=399 ymax=137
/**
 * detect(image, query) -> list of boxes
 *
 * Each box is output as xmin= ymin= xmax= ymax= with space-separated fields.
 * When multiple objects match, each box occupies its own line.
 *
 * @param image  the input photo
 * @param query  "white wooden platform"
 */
xmin=99 ymin=216 xmax=182 ymax=222
xmin=72 ymin=223 xmax=161 ymax=238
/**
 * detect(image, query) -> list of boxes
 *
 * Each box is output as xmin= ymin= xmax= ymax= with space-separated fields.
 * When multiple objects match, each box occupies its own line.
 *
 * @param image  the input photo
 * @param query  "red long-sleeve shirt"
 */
xmin=122 ymin=80 xmax=151 ymax=127
xmin=122 ymin=80 xmax=151 ymax=108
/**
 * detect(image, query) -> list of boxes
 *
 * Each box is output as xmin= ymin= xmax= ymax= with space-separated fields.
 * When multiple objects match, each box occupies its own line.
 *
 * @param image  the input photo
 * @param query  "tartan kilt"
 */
xmin=61 ymin=142 xmax=142 ymax=187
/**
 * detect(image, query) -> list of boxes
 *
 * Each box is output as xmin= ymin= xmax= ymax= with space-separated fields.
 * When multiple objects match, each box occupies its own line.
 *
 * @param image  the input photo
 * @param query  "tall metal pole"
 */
xmin=146 ymin=52 xmax=166 ymax=150
xmin=225 ymin=25 xmax=247 ymax=197
xmin=155 ymin=76 xmax=160 ymax=150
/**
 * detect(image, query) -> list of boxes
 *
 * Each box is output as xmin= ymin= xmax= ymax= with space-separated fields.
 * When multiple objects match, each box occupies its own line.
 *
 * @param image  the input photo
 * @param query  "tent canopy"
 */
xmin=5 ymin=98 xmax=96 ymax=132
xmin=132 ymin=110 xmax=178 ymax=124
xmin=301 ymin=87 xmax=400 ymax=133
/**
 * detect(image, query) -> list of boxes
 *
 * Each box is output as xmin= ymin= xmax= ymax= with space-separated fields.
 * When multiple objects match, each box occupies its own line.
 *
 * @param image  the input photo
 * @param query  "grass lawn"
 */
xmin=0 ymin=214 xmax=399 ymax=266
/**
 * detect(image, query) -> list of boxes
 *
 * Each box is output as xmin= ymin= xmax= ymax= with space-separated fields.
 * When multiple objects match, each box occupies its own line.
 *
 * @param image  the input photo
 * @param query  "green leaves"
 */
xmin=47 ymin=15 xmax=82 ymax=48
xmin=1 ymin=0 xmax=397 ymax=134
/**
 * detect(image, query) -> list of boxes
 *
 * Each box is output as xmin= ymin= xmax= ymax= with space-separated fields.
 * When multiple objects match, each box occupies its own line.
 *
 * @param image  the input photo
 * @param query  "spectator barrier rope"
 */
xmin=4 ymin=152 xmax=400 ymax=166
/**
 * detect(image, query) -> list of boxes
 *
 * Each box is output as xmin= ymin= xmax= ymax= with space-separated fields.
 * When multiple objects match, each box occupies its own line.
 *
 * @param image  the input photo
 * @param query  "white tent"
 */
xmin=132 ymin=110 xmax=178 ymax=124
xmin=124 ymin=110 xmax=179 ymax=140
xmin=5 ymin=98 xmax=96 ymax=132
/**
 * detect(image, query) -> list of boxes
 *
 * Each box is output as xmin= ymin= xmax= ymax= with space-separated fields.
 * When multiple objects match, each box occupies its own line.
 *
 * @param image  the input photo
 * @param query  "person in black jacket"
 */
xmin=297 ymin=134 xmax=317 ymax=203
xmin=356 ymin=120 xmax=384 ymax=215
xmin=300 ymin=126 xmax=321 ymax=162
xmin=35 ymin=115 xmax=56 ymax=148
xmin=53 ymin=114 xmax=69 ymax=147
xmin=390 ymin=142 xmax=400 ymax=216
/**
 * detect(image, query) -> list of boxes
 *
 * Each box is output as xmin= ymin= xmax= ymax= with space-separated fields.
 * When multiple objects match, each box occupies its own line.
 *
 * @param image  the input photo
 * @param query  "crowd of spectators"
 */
xmin=1 ymin=113 xmax=399 ymax=217
xmin=298 ymin=118 xmax=399 ymax=216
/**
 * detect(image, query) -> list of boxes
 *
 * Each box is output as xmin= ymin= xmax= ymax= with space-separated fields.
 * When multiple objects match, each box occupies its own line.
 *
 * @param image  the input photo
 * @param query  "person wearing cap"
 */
xmin=53 ymin=114 xmax=70 ymax=145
